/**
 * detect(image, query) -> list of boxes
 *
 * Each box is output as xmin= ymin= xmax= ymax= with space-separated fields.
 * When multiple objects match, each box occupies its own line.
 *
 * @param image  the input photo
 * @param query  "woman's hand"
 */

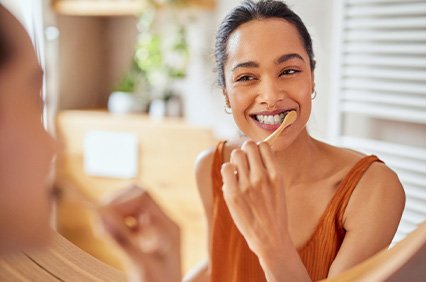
xmin=221 ymin=140 xmax=291 ymax=258
xmin=100 ymin=186 xmax=181 ymax=282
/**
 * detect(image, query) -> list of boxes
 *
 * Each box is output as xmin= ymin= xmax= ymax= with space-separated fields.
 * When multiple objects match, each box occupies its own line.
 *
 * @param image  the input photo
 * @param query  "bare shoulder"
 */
xmin=195 ymin=147 xmax=216 ymax=212
xmin=195 ymin=139 xmax=243 ymax=207
xmin=359 ymin=160 xmax=405 ymax=193
xmin=195 ymin=146 xmax=216 ymax=182
xmin=316 ymin=140 xmax=405 ymax=237
xmin=344 ymin=160 xmax=406 ymax=237
xmin=327 ymin=155 xmax=406 ymax=275
xmin=348 ymin=161 xmax=405 ymax=216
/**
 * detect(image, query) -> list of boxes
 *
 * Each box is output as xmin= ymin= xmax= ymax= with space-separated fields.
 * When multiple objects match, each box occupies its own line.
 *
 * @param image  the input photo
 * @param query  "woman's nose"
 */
xmin=257 ymin=77 xmax=284 ymax=107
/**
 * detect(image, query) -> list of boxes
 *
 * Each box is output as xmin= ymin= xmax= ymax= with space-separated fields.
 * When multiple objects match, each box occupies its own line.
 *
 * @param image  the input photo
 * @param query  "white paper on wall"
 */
xmin=83 ymin=130 xmax=138 ymax=179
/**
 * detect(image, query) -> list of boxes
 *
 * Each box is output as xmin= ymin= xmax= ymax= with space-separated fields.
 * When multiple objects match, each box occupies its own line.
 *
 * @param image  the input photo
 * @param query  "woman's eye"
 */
xmin=236 ymin=75 xmax=255 ymax=82
xmin=280 ymin=69 xmax=300 ymax=76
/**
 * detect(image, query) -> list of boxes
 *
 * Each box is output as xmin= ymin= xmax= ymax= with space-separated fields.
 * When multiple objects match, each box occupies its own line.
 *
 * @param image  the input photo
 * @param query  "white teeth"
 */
xmin=274 ymin=115 xmax=280 ymax=123
xmin=256 ymin=113 xmax=286 ymax=125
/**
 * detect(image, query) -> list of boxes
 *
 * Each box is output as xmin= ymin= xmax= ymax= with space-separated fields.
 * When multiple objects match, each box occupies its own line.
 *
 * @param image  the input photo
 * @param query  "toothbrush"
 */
xmin=263 ymin=110 xmax=297 ymax=145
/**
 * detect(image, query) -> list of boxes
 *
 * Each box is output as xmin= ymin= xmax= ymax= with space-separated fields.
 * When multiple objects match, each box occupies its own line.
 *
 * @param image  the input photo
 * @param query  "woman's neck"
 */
xmin=273 ymin=128 xmax=325 ymax=187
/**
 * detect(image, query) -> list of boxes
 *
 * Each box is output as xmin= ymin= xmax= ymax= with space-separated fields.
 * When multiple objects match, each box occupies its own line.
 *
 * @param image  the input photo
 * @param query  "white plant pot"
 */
xmin=108 ymin=91 xmax=145 ymax=114
xmin=149 ymin=98 xmax=166 ymax=119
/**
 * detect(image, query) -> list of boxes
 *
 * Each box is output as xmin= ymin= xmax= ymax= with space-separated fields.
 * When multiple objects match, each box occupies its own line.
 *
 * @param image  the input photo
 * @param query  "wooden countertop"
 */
xmin=54 ymin=110 xmax=216 ymax=273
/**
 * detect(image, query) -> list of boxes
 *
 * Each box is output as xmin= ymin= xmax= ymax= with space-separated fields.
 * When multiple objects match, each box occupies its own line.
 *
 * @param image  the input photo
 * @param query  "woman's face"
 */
xmin=0 ymin=6 xmax=56 ymax=254
xmin=223 ymin=18 xmax=314 ymax=148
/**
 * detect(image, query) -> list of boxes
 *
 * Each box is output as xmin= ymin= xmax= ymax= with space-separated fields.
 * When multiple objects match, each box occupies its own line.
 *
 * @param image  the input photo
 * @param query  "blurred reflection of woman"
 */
xmin=0 ymin=3 xmax=180 ymax=282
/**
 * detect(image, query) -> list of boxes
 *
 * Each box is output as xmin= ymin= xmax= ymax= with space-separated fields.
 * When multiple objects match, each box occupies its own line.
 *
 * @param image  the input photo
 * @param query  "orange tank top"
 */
xmin=210 ymin=141 xmax=382 ymax=282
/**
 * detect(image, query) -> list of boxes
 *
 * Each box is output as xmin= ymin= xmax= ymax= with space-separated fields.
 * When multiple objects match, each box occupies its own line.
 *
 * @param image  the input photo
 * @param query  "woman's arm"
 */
xmin=183 ymin=148 xmax=215 ymax=282
xmin=327 ymin=162 xmax=405 ymax=277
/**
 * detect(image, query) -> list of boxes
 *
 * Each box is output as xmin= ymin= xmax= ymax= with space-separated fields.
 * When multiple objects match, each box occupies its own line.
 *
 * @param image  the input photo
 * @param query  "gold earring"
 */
xmin=224 ymin=97 xmax=232 ymax=114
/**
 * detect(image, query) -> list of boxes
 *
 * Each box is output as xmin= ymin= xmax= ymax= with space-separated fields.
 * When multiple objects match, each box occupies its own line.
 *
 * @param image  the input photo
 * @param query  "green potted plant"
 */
xmin=109 ymin=1 xmax=189 ymax=116
xmin=108 ymin=67 xmax=150 ymax=114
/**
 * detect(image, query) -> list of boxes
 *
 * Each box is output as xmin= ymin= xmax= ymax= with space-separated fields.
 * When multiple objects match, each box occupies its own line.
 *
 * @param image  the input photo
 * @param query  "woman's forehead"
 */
xmin=226 ymin=18 xmax=308 ymax=65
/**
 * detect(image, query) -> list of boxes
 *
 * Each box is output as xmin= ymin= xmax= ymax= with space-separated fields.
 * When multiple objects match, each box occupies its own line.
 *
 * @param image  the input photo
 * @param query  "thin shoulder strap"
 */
xmin=333 ymin=155 xmax=383 ymax=228
xmin=211 ymin=141 xmax=227 ymax=197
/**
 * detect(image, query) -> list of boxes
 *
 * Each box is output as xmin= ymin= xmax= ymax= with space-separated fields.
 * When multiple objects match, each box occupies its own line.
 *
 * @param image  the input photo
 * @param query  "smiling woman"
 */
xmin=0 ymin=0 xmax=408 ymax=281
xmin=183 ymin=1 xmax=406 ymax=282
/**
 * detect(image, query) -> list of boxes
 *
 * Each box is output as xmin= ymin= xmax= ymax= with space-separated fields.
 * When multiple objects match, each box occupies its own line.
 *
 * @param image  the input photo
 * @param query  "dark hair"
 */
xmin=0 ymin=29 xmax=10 ymax=68
xmin=0 ymin=7 xmax=12 ymax=68
xmin=214 ymin=0 xmax=315 ymax=87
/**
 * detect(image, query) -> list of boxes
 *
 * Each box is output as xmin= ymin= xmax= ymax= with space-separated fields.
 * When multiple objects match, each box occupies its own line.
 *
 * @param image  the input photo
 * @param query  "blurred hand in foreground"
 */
xmin=100 ymin=186 xmax=181 ymax=282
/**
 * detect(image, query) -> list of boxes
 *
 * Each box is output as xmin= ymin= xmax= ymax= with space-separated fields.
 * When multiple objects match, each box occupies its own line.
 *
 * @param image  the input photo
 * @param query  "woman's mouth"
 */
xmin=250 ymin=109 xmax=295 ymax=131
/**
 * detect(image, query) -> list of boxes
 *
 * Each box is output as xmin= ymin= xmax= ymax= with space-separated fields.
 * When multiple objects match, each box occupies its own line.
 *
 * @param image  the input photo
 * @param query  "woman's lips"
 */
xmin=250 ymin=109 xmax=296 ymax=132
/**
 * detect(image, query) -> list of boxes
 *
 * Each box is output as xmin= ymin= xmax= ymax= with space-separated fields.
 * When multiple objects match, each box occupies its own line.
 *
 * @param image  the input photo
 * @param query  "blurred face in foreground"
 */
xmin=0 ymin=5 xmax=56 ymax=255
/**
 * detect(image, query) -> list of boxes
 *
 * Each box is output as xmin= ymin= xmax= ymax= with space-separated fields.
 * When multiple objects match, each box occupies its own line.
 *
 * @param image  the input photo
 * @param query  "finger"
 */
xmin=222 ymin=162 xmax=255 ymax=227
xmin=229 ymin=148 xmax=251 ymax=189
xmin=101 ymin=185 xmax=145 ymax=217
xmin=102 ymin=186 xmax=163 ymax=221
xmin=241 ymin=140 xmax=267 ymax=180
xmin=137 ymin=192 xmax=169 ymax=221
xmin=258 ymin=141 xmax=280 ymax=180
xmin=100 ymin=208 xmax=149 ymax=259
xmin=104 ymin=187 xmax=176 ymax=235
xmin=138 ymin=193 xmax=180 ymax=240
xmin=101 ymin=206 xmax=167 ymax=257
xmin=221 ymin=162 xmax=239 ymax=196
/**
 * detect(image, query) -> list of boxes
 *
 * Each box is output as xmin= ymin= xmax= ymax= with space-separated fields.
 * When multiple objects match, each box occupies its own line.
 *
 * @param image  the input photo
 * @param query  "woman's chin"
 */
xmin=19 ymin=205 xmax=54 ymax=252
xmin=0 ymin=227 xmax=53 ymax=255
xmin=21 ymin=223 xmax=54 ymax=252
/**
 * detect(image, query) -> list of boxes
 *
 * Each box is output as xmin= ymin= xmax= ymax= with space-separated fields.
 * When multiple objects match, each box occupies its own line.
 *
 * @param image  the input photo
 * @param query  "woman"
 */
xmin=0 ymin=4 xmax=180 ymax=282
xmin=0 ymin=2 xmax=56 ymax=255
xmin=185 ymin=0 xmax=405 ymax=281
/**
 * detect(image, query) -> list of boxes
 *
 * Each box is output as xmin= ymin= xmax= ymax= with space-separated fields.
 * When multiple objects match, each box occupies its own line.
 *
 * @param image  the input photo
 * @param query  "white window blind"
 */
xmin=330 ymin=0 xmax=426 ymax=243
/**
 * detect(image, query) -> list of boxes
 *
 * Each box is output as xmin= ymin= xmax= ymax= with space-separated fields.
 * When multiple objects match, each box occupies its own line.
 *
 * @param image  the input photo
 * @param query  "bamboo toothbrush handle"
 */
xmin=263 ymin=111 xmax=297 ymax=145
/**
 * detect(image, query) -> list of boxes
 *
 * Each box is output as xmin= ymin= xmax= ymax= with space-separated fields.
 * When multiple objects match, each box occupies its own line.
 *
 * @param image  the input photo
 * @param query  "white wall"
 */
xmin=182 ymin=0 xmax=334 ymax=141
xmin=180 ymin=3 xmax=240 ymax=139
xmin=284 ymin=0 xmax=334 ymax=141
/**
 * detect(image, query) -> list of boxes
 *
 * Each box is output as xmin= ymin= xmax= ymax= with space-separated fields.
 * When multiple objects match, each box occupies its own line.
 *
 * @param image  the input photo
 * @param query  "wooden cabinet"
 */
xmin=54 ymin=110 xmax=216 ymax=272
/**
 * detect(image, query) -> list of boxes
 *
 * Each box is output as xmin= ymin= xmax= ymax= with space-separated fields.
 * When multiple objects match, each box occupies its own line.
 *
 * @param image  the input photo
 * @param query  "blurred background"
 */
xmin=7 ymin=0 xmax=426 ymax=276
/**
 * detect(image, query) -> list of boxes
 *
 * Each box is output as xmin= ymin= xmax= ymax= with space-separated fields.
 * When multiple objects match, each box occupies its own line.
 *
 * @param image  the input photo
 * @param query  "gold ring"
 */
xmin=124 ymin=215 xmax=138 ymax=229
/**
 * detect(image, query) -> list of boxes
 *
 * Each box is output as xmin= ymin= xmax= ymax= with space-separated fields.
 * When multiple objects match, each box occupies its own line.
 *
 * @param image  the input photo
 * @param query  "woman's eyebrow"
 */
xmin=274 ymin=53 xmax=305 ymax=65
xmin=231 ymin=53 xmax=305 ymax=72
xmin=231 ymin=61 xmax=259 ymax=72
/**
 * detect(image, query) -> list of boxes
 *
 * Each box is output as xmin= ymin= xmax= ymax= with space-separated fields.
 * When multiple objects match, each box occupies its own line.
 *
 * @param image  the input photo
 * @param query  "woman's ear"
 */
xmin=223 ymin=89 xmax=231 ymax=108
